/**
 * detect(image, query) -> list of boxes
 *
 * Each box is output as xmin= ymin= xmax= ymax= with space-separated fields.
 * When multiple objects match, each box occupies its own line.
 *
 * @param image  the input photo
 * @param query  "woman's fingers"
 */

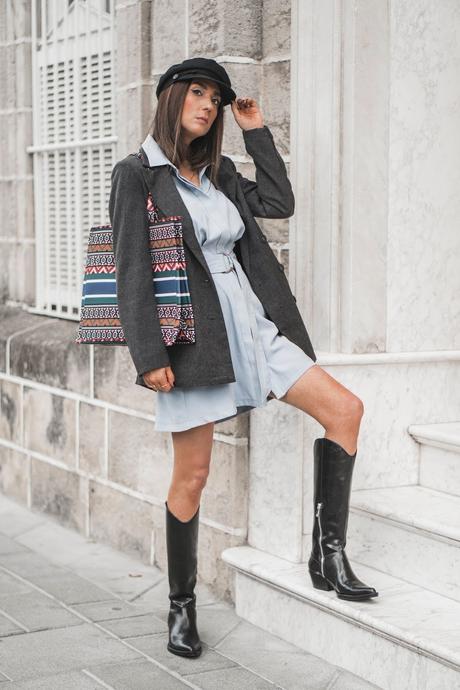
xmin=236 ymin=97 xmax=254 ymax=109
xmin=231 ymin=97 xmax=264 ymax=130
xmin=143 ymin=366 xmax=175 ymax=392
xmin=155 ymin=373 xmax=172 ymax=391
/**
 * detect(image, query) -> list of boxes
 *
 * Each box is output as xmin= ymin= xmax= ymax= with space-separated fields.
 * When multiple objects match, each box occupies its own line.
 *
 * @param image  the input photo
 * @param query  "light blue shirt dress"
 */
xmin=141 ymin=134 xmax=316 ymax=432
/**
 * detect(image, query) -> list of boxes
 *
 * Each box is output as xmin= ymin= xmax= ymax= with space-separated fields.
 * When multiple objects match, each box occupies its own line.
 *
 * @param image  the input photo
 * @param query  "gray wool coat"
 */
xmin=108 ymin=125 xmax=317 ymax=390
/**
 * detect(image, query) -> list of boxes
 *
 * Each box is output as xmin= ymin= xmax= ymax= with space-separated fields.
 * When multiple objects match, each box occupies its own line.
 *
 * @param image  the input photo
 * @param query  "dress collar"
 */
xmin=140 ymin=133 xmax=210 ymax=187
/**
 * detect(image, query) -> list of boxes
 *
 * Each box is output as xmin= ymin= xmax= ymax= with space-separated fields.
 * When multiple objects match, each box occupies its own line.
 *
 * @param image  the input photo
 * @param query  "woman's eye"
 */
xmin=192 ymin=88 xmax=220 ymax=106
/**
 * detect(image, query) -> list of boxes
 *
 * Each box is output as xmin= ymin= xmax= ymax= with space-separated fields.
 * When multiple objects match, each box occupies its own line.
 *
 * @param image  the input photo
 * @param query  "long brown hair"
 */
xmin=150 ymin=80 xmax=225 ymax=189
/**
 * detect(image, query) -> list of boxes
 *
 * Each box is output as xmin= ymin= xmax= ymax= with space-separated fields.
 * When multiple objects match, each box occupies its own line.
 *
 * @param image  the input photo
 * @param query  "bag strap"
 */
xmin=131 ymin=149 xmax=164 ymax=220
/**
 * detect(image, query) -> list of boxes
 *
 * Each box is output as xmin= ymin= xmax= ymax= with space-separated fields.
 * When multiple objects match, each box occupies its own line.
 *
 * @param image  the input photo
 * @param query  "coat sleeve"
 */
xmin=109 ymin=160 xmax=171 ymax=376
xmin=233 ymin=125 xmax=295 ymax=219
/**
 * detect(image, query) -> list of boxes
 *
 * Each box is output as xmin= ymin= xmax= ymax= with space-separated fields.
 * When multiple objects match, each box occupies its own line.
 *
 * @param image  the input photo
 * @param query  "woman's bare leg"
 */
xmin=279 ymin=363 xmax=377 ymax=598
xmin=279 ymin=364 xmax=364 ymax=454
xmin=167 ymin=421 xmax=215 ymax=521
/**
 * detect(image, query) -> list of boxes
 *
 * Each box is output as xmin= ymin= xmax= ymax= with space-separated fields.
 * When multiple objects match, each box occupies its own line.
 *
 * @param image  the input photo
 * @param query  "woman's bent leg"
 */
xmin=279 ymin=364 xmax=364 ymax=455
xmin=278 ymin=365 xmax=378 ymax=600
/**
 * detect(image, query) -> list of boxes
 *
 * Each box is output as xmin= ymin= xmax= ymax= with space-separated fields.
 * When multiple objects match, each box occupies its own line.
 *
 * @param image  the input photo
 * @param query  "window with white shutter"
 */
xmin=28 ymin=0 xmax=116 ymax=318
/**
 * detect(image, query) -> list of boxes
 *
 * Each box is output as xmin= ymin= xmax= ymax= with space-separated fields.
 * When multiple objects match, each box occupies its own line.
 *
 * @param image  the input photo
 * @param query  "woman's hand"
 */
xmin=142 ymin=366 xmax=175 ymax=392
xmin=230 ymin=97 xmax=264 ymax=131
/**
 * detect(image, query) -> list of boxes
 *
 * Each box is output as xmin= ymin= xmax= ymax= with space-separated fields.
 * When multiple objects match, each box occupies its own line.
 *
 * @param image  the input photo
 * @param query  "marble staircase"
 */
xmin=222 ymin=422 xmax=460 ymax=690
xmin=348 ymin=484 xmax=460 ymax=602
xmin=411 ymin=422 xmax=460 ymax=496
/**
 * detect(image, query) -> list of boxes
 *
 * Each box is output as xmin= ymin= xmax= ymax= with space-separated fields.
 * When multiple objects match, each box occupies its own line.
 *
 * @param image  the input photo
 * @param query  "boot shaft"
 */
xmin=165 ymin=501 xmax=200 ymax=599
xmin=311 ymin=438 xmax=356 ymax=554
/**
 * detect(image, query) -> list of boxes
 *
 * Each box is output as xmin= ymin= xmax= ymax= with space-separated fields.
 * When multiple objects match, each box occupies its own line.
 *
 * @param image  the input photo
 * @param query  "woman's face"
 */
xmin=180 ymin=79 xmax=222 ymax=146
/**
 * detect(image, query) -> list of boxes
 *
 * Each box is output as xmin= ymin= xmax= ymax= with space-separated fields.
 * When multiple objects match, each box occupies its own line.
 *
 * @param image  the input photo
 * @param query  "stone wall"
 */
xmin=386 ymin=0 xmax=460 ymax=352
xmin=0 ymin=0 xmax=295 ymax=601
xmin=0 ymin=0 xmax=35 ymax=305
xmin=0 ymin=306 xmax=250 ymax=601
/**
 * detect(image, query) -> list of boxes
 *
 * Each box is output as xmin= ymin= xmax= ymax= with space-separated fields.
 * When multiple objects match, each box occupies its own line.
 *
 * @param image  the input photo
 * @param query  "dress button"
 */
xmin=204 ymin=278 xmax=210 ymax=283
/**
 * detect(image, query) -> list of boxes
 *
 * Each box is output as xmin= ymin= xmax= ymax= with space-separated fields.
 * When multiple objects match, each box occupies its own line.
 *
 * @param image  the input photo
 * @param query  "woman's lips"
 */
xmin=196 ymin=117 xmax=208 ymax=123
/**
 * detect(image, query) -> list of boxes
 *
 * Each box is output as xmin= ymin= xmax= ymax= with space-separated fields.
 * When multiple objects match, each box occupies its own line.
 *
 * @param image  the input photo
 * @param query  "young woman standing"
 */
xmin=109 ymin=57 xmax=378 ymax=660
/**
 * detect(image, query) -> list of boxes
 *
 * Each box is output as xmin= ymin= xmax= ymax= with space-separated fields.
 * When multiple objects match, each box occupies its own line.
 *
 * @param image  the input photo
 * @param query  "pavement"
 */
xmin=0 ymin=493 xmax=380 ymax=689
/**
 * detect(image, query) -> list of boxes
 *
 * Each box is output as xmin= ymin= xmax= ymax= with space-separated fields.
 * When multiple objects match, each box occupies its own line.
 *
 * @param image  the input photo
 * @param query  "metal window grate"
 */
xmin=28 ymin=0 xmax=117 ymax=319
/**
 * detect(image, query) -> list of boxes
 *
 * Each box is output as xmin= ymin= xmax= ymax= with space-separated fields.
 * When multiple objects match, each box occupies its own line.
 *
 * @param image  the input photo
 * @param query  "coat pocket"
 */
xmin=146 ymin=193 xmax=196 ymax=346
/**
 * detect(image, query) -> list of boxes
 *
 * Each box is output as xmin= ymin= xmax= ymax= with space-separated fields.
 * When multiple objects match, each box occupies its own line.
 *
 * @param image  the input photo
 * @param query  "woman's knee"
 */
xmin=335 ymin=392 xmax=364 ymax=427
xmin=173 ymin=465 xmax=210 ymax=496
xmin=350 ymin=393 xmax=364 ymax=420
xmin=319 ymin=386 xmax=364 ymax=430
xmin=187 ymin=469 xmax=209 ymax=494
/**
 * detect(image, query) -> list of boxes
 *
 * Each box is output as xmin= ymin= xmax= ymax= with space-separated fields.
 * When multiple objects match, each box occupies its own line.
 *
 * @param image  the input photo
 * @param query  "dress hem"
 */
xmin=154 ymin=397 xmax=269 ymax=432
xmin=270 ymin=361 xmax=317 ymax=399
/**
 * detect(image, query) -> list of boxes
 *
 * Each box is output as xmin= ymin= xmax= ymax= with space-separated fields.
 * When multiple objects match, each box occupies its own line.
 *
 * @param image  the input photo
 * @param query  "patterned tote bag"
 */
xmin=75 ymin=152 xmax=196 ymax=347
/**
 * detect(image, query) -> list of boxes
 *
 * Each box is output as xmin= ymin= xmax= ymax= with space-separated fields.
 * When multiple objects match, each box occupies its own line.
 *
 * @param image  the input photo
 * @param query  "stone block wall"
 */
xmin=0 ymin=0 xmax=296 ymax=602
xmin=0 ymin=0 xmax=35 ymax=306
xmin=0 ymin=306 xmax=250 ymax=601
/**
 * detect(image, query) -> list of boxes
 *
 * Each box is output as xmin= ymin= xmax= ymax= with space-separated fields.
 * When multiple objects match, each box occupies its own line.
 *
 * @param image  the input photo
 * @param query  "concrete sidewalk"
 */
xmin=0 ymin=494 xmax=380 ymax=689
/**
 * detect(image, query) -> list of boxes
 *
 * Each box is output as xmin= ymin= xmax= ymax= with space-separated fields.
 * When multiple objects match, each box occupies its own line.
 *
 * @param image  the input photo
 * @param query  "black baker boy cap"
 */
xmin=156 ymin=57 xmax=237 ymax=107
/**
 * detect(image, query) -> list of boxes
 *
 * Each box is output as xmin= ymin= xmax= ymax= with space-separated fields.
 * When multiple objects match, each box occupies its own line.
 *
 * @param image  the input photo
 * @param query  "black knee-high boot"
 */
xmin=308 ymin=437 xmax=378 ymax=601
xmin=165 ymin=500 xmax=202 ymax=657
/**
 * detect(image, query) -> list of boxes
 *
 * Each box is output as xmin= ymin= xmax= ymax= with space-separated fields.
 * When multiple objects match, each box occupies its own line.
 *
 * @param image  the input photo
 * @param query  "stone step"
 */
xmin=348 ymin=485 xmax=460 ymax=602
xmin=408 ymin=421 xmax=460 ymax=496
xmin=221 ymin=545 xmax=460 ymax=690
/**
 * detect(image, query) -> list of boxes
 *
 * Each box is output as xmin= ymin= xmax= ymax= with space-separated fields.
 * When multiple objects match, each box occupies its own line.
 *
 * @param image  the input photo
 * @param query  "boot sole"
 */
xmin=337 ymin=591 xmax=379 ymax=601
xmin=167 ymin=642 xmax=202 ymax=658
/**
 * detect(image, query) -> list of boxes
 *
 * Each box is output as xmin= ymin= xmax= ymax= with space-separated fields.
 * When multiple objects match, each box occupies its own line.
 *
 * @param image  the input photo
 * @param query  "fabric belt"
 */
xmin=202 ymin=250 xmax=238 ymax=274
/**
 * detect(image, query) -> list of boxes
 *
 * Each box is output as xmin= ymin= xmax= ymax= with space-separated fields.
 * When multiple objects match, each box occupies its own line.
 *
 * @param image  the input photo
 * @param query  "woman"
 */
xmin=109 ymin=57 xmax=378 ymax=660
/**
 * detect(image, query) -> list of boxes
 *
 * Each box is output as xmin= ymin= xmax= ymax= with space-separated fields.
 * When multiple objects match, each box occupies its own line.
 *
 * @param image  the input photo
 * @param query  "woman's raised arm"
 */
xmin=231 ymin=126 xmax=295 ymax=219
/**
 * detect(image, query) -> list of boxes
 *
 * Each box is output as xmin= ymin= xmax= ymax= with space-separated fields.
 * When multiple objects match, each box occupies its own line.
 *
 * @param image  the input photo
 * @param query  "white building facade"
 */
xmin=1 ymin=2 xmax=459 ymax=687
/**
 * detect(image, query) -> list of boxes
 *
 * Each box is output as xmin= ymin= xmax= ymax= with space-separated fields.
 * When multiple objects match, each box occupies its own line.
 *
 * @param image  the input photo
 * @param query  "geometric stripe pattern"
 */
xmin=75 ymin=154 xmax=196 ymax=346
